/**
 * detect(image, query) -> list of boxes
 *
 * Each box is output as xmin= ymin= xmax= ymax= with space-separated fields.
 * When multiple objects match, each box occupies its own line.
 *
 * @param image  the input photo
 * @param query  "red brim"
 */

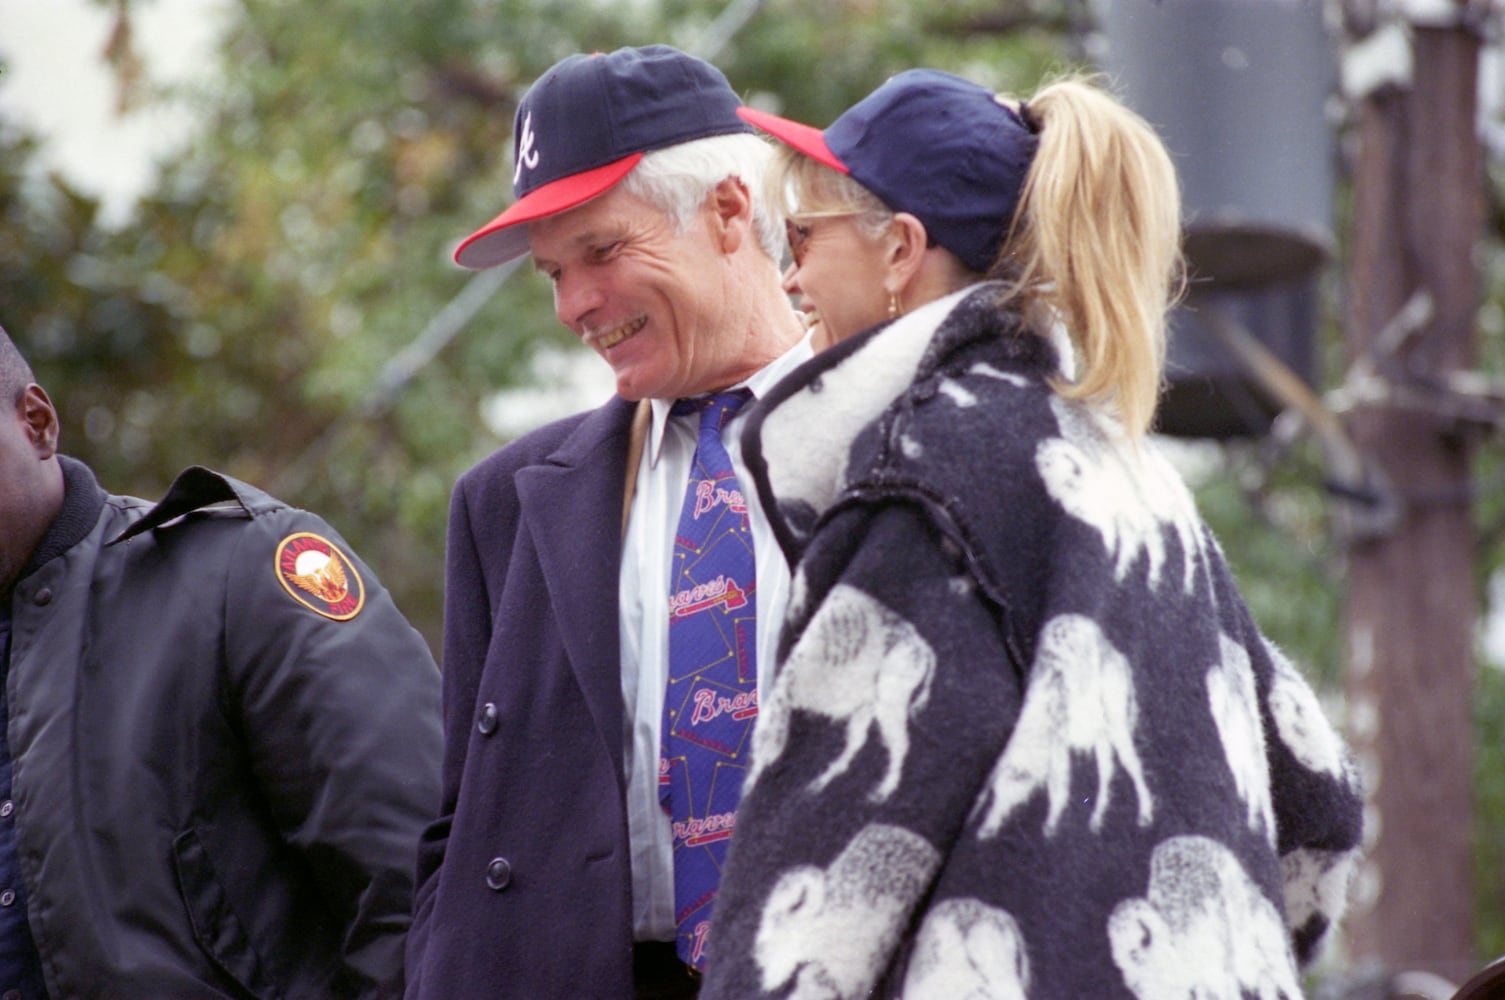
xmin=452 ymin=152 xmax=646 ymax=269
xmin=736 ymin=106 xmax=849 ymax=175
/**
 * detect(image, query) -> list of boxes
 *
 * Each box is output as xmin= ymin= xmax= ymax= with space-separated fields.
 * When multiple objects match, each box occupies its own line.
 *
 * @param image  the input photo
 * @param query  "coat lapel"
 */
xmin=515 ymin=396 xmax=639 ymax=777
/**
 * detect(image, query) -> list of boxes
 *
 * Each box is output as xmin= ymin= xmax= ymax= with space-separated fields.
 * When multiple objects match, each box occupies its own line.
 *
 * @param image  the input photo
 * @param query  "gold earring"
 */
xmin=888 ymin=292 xmax=902 ymax=318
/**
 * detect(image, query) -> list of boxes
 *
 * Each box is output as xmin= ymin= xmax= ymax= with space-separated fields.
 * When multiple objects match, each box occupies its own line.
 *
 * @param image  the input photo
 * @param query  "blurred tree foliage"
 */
xmin=0 ymin=0 xmax=1074 ymax=651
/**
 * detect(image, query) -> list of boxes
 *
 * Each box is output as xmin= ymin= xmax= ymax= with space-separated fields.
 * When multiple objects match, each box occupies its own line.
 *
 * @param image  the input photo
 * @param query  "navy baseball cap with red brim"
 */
xmin=737 ymin=69 xmax=1038 ymax=274
xmin=453 ymin=45 xmax=754 ymax=270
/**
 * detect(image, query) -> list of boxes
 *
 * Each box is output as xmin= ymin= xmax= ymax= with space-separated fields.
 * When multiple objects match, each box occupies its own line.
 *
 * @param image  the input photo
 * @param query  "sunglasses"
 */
xmin=783 ymin=211 xmax=864 ymax=267
xmin=784 ymin=219 xmax=813 ymax=268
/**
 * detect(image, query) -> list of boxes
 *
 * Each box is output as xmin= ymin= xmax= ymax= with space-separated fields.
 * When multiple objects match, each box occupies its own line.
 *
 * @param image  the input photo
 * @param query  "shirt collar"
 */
xmin=646 ymin=325 xmax=813 ymax=466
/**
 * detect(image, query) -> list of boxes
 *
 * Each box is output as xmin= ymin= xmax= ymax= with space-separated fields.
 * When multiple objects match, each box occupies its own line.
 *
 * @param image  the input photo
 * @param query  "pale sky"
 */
xmin=0 ymin=0 xmax=227 ymax=225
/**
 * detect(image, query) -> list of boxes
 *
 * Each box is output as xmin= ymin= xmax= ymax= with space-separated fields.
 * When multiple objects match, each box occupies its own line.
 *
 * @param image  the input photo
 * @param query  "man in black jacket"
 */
xmin=0 ymin=327 xmax=442 ymax=999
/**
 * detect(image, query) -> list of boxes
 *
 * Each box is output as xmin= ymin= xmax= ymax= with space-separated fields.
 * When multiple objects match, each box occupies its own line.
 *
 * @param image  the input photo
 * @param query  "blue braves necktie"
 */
xmin=660 ymin=390 xmax=758 ymax=970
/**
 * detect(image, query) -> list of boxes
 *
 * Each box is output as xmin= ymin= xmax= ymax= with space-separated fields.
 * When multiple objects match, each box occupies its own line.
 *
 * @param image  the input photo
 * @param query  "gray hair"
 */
xmin=620 ymin=133 xmax=784 ymax=262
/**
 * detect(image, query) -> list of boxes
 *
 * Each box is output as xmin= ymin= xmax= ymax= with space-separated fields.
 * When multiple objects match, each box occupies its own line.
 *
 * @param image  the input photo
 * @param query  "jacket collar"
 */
xmin=108 ymin=466 xmax=284 ymax=545
xmin=744 ymin=283 xmax=1040 ymax=564
xmin=20 ymin=456 xmax=107 ymax=582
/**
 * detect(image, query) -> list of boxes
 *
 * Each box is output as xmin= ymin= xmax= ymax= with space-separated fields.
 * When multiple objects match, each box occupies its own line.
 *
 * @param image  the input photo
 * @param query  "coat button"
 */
xmin=485 ymin=857 xmax=512 ymax=891
xmin=0 ymin=889 xmax=15 ymax=907
xmin=477 ymin=702 xmax=498 ymax=736
xmin=33 ymin=588 xmax=52 ymax=607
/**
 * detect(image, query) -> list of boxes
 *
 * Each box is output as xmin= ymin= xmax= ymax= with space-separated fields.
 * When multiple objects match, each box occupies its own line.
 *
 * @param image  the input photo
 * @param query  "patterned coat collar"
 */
xmin=742 ymin=282 xmax=1060 ymax=566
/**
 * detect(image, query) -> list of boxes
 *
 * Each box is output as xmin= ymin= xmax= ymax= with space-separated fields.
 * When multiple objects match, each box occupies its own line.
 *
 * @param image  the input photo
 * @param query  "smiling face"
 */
xmin=781 ymin=213 xmax=894 ymax=347
xmin=763 ymin=149 xmax=903 ymax=348
xmin=530 ymin=181 xmax=766 ymax=402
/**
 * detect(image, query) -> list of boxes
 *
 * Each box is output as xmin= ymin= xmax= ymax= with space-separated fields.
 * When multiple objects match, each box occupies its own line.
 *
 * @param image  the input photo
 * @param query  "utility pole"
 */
xmin=1340 ymin=1 xmax=1486 ymax=981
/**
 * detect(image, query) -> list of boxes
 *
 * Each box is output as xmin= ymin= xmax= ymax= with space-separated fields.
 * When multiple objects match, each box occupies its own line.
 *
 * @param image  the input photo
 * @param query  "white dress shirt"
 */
xmin=619 ymin=334 xmax=813 ymax=941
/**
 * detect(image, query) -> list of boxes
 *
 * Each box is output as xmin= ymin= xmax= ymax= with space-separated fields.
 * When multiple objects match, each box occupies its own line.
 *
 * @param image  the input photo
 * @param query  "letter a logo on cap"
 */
xmin=513 ymin=111 xmax=540 ymax=185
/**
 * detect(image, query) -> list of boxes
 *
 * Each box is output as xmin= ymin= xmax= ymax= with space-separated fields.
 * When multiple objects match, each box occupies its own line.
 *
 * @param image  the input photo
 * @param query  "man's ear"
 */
xmin=708 ymin=175 xmax=755 ymax=254
xmin=19 ymin=384 xmax=60 ymax=459
xmin=883 ymin=212 xmax=930 ymax=294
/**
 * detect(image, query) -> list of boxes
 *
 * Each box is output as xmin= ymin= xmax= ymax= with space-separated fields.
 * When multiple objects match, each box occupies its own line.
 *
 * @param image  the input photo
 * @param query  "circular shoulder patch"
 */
xmin=274 ymin=532 xmax=366 ymax=621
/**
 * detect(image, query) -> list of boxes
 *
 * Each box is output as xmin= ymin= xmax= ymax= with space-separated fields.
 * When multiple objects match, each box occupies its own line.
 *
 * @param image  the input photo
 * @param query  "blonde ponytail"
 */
xmin=995 ymin=76 xmax=1183 ymax=439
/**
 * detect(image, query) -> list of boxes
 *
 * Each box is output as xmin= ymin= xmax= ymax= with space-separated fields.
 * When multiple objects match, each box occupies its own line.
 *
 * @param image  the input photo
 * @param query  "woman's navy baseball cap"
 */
xmin=454 ymin=45 xmax=754 ymax=269
xmin=738 ymin=69 xmax=1039 ymax=274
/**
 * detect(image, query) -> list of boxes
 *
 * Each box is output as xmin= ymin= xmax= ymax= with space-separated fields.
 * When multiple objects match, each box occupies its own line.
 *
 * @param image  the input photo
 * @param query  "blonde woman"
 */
xmin=699 ymin=70 xmax=1363 ymax=998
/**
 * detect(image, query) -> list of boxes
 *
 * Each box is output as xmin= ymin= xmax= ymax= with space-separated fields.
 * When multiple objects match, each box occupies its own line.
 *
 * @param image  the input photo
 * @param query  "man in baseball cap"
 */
xmin=407 ymin=45 xmax=810 ymax=999
xmin=453 ymin=44 xmax=758 ymax=269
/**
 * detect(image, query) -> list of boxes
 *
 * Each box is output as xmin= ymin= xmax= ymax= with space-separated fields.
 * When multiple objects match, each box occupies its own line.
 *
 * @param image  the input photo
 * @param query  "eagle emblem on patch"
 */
xmin=274 ymin=532 xmax=365 ymax=621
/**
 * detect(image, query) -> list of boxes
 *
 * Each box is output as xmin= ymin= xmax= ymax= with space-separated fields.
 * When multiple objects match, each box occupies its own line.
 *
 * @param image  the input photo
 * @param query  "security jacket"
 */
xmin=4 ymin=458 xmax=442 ymax=999
xmin=700 ymin=284 xmax=1364 ymax=999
